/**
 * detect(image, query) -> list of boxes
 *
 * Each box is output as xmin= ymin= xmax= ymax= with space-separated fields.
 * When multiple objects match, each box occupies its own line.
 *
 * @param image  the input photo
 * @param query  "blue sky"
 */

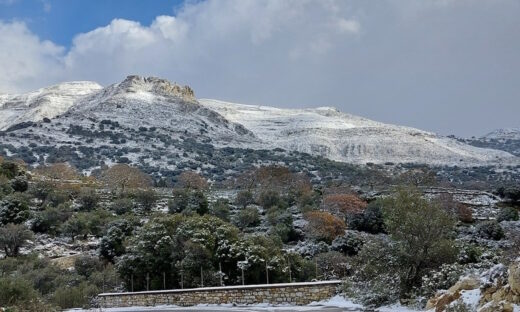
xmin=1 ymin=0 xmax=519 ymax=136
xmin=0 ymin=0 xmax=185 ymax=46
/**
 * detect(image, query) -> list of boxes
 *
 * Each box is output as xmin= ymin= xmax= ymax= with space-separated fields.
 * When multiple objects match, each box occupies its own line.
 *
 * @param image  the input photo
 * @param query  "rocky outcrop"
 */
xmin=119 ymin=75 xmax=196 ymax=102
xmin=427 ymin=260 xmax=520 ymax=312
xmin=509 ymin=259 xmax=520 ymax=296
xmin=426 ymin=276 xmax=480 ymax=312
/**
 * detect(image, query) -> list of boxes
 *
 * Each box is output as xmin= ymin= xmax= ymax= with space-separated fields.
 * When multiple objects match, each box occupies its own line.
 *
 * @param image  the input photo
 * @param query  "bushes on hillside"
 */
xmin=381 ymin=187 xmax=458 ymax=296
xmin=304 ymin=211 xmax=346 ymax=244
xmin=497 ymin=206 xmax=519 ymax=222
xmin=0 ymin=223 xmax=34 ymax=257
xmin=235 ymin=207 xmax=260 ymax=229
xmin=477 ymin=220 xmax=504 ymax=240
xmin=347 ymin=201 xmax=385 ymax=234
xmin=0 ymin=193 xmax=30 ymax=225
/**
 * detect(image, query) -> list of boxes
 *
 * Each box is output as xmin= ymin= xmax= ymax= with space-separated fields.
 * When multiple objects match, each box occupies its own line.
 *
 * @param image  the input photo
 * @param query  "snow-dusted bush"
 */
xmin=331 ymin=231 xmax=364 ymax=256
xmin=344 ymin=236 xmax=401 ymax=307
xmin=477 ymin=220 xmax=505 ymax=240
xmin=111 ymin=197 xmax=134 ymax=215
xmin=420 ymin=263 xmax=465 ymax=298
xmin=347 ymin=201 xmax=385 ymax=234
xmin=0 ymin=193 xmax=30 ymax=225
xmin=235 ymin=207 xmax=260 ymax=229
xmin=497 ymin=206 xmax=519 ymax=222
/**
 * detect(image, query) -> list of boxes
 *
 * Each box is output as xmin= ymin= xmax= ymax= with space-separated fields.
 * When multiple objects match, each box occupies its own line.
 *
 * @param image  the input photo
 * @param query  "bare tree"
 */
xmin=100 ymin=164 xmax=152 ymax=192
xmin=177 ymin=171 xmax=208 ymax=190
xmin=34 ymin=163 xmax=80 ymax=181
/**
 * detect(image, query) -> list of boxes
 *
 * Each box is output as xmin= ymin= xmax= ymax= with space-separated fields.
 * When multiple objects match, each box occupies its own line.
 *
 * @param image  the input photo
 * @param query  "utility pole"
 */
xmin=200 ymin=266 xmax=204 ymax=287
xmin=287 ymin=256 xmax=292 ymax=283
xmin=146 ymin=273 xmax=150 ymax=291
xmin=131 ymin=274 xmax=134 ymax=292
xmin=265 ymin=261 xmax=269 ymax=284
xmin=181 ymin=270 xmax=184 ymax=289
xmin=315 ymin=258 xmax=318 ymax=280
xmin=219 ymin=262 xmax=223 ymax=286
xmin=163 ymin=272 xmax=166 ymax=290
xmin=241 ymin=267 xmax=245 ymax=285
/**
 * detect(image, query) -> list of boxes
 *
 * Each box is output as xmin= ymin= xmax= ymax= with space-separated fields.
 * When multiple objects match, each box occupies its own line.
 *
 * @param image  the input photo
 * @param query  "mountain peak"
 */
xmin=117 ymin=75 xmax=196 ymax=102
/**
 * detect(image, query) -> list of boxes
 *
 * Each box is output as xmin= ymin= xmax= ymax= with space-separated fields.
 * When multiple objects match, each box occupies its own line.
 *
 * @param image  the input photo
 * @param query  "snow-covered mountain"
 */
xmin=482 ymin=128 xmax=520 ymax=140
xmin=0 ymin=76 xmax=517 ymax=168
xmin=200 ymin=99 xmax=517 ymax=166
xmin=0 ymin=81 xmax=102 ymax=131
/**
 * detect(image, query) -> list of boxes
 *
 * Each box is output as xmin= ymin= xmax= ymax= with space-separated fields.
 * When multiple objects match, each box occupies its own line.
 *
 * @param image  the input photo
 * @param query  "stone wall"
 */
xmin=98 ymin=280 xmax=342 ymax=308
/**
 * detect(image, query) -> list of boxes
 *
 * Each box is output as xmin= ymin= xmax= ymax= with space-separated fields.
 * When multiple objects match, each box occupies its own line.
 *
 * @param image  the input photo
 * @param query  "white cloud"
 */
xmin=336 ymin=18 xmax=360 ymax=34
xmin=0 ymin=0 xmax=519 ymax=136
xmin=0 ymin=21 xmax=63 ymax=92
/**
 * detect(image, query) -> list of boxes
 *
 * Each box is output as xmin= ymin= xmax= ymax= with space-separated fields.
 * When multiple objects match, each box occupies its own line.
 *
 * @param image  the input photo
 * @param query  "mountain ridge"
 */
xmin=0 ymin=76 xmax=517 ymax=167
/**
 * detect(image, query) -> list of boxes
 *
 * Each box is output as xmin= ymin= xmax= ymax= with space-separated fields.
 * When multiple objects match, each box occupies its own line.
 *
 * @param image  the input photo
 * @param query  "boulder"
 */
xmin=508 ymin=259 xmax=520 ymax=296
xmin=477 ymin=300 xmax=513 ymax=312
xmin=448 ymin=276 xmax=480 ymax=293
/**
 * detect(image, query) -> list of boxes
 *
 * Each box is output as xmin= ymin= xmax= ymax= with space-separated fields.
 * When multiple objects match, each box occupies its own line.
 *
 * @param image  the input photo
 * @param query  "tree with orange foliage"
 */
xmin=304 ymin=211 xmax=346 ymax=243
xmin=34 ymin=163 xmax=80 ymax=180
xmin=177 ymin=171 xmax=208 ymax=190
xmin=322 ymin=194 xmax=367 ymax=217
xmin=100 ymin=164 xmax=152 ymax=192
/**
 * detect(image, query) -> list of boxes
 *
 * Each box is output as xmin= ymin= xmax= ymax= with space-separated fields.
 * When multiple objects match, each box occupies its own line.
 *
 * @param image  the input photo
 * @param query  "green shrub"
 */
xmin=0 ymin=176 xmax=13 ymax=198
xmin=77 ymin=188 xmax=99 ymax=211
xmin=235 ymin=190 xmax=254 ymax=209
xmin=74 ymin=255 xmax=104 ymax=278
xmin=9 ymin=176 xmax=28 ymax=193
xmin=0 ymin=224 xmax=33 ymax=257
xmin=111 ymin=197 xmax=134 ymax=215
xmin=477 ymin=220 xmax=504 ymax=240
xmin=0 ymin=193 xmax=30 ymax=225
xmin=347 ymin=201 xmax=385 ymax=234
xmin=382 ymin=187 xmax=458 ymax=297
xmin=135 ymin=189 xmax=157 ymax=212
xmin=497 ymin=207 xmax=519 ymax=222
xmin=31 ymin=203 xmax=73 ymax=234
xmin=44 ymin=190 xmax=70 ymax=207
xmin=0 ymin=277 xmax=38 ymax=307
xmin=235 ymin=207 xmax=260 ymax=229
xmin=169 ymin=189 xmax=189 ymax=213
xmin=51 ymin=282 xmax=99 ymax=309
xmin=331 ymin=231 xmax=364 ymax=256
xmin=258 ymin=190 xmax=281 ymax=209
xmin=210 ymin=198 xmax=230 ymax=221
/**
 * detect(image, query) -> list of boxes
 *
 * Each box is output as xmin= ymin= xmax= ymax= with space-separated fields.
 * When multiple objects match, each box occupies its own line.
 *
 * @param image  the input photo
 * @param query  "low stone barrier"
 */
xmin=98 ymin=280 xmax=342 ymax=308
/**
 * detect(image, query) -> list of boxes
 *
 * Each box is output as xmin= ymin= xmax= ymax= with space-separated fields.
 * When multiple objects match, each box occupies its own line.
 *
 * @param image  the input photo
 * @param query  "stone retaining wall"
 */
xmin=98 ymin=280 xmax=342 ymax=308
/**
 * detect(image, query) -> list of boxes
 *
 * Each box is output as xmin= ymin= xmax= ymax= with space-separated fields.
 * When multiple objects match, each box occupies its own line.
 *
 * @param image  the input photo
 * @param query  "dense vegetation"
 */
xmin=0 ymin=157 xmax=518 ymax=310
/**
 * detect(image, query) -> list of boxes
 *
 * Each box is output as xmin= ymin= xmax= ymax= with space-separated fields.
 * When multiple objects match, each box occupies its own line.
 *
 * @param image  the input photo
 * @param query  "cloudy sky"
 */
xmin=0 ymin=0 xmax=519 ymax=136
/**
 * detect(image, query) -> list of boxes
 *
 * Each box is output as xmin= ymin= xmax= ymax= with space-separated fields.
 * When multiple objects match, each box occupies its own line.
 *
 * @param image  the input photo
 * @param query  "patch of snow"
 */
xmin=309 ymin=295 xmax=363 ymax=309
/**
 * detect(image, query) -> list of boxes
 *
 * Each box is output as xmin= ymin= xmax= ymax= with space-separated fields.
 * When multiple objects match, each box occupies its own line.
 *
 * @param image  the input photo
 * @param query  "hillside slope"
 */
xmin=0 ymin=81 xmax=103 ymax=130
xmin=200 ymin=99 xmax=517 ymax=166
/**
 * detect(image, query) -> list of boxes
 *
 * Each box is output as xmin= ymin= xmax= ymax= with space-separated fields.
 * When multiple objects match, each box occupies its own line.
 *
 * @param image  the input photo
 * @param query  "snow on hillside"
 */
xmin=0 ymin=75 xmax=517 ymax=167
xmin=200 ymin=99 xmax=518 ymax=166
xmin=0 ymin=81 xmax=103 ymax=130
xmin=65 ymin=76 xmax=255 ymax=145
xmin=483 ymin=128 xmax=520 ymax=140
